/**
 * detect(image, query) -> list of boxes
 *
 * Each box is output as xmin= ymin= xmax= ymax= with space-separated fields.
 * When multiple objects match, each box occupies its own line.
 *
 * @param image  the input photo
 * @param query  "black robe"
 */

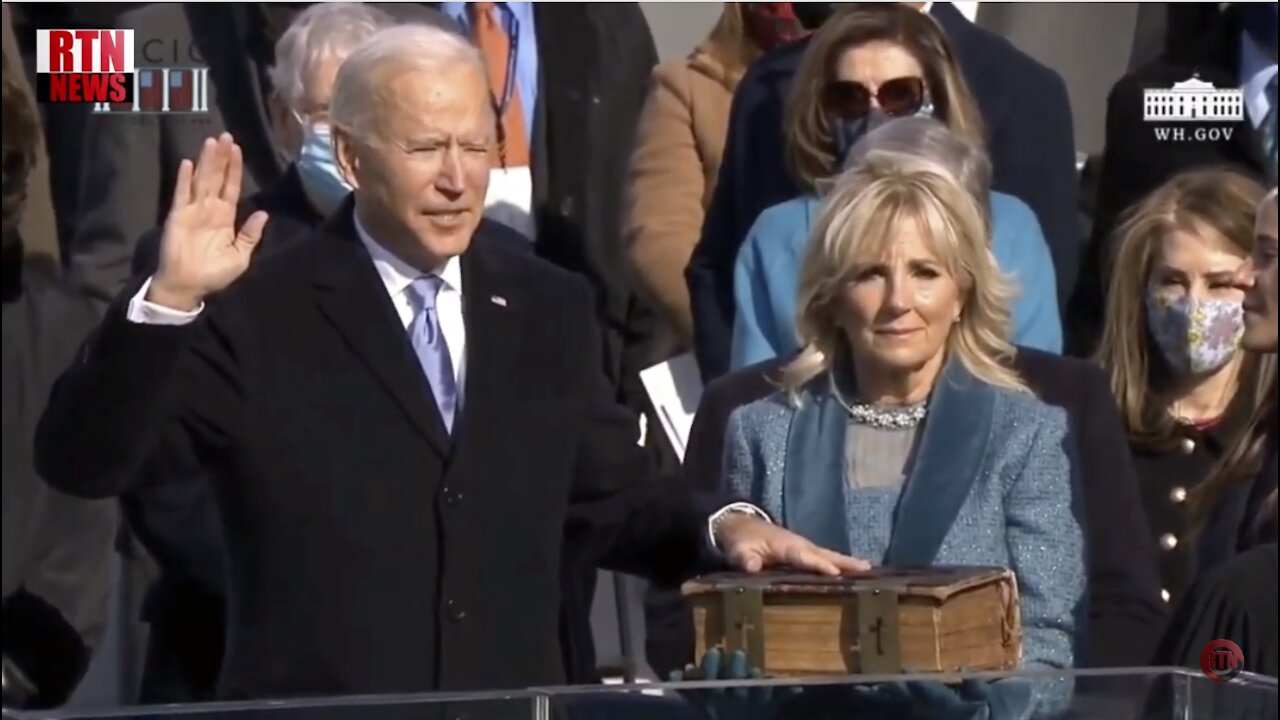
xmin=1149 ymin=543 xmax=1278 ymax=719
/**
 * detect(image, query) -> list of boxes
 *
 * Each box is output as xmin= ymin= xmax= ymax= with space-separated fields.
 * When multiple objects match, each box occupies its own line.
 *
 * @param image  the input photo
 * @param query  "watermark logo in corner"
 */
xmin=34 ymin=29 xmax=209 ymax=116
xmin=1200 ymin=639 xmax=1245 ymax=682
xmin=1144 ymin=75 xmax=1244 ymax=144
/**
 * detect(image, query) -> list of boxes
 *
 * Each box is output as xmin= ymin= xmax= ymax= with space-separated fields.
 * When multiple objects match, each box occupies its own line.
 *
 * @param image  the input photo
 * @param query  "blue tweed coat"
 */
xmin=722 ymin=359 xmax=1085 ymax=676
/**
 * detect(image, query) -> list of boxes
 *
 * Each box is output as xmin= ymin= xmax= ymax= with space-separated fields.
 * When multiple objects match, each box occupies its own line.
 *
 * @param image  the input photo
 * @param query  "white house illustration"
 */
xmin=1143 ymin=76 xmax=1244 ymax=122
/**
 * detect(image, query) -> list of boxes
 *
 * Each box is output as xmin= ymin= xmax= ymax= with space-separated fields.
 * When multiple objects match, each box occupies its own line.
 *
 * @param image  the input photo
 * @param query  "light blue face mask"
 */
xmin=295 ymin=120 xmax=353 ymax=215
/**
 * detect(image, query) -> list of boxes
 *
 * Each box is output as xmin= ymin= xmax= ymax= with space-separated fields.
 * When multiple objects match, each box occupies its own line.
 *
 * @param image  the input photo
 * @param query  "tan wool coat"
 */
xmin=623 ymin=45 xmax=740 ymax=346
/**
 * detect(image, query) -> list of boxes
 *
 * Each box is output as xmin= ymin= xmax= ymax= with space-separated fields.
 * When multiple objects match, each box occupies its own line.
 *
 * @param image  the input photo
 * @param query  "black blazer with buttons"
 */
xmin=1127 ymin=394 xmax=1257 ymax=607
xmin=35 ymin=207 xmax=720 ymax=699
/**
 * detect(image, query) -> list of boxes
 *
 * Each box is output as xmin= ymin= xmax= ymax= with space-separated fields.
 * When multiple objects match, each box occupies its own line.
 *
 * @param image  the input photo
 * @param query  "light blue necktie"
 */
xmin=409 ymin=276 xmax=458 ymax=433
xmin=1262 ymin=73 xmax=1277 ymax=184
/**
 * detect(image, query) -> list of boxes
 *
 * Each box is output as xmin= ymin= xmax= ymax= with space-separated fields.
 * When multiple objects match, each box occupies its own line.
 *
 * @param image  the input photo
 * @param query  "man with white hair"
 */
xmin=36 ymin=24 xmax=865 ymax=698
xmin=122 ymin=5 xmax=460 ymax=704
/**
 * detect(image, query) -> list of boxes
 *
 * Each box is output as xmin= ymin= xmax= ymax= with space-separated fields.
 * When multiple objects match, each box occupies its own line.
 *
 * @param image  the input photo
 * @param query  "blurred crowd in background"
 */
xmin=1 ymin=1 xmax=1276 ymax=712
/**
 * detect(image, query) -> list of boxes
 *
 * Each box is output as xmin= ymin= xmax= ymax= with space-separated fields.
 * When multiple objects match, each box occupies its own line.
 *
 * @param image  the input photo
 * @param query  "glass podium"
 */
xmin=5 ymin=667 xmax=1275 ymax=719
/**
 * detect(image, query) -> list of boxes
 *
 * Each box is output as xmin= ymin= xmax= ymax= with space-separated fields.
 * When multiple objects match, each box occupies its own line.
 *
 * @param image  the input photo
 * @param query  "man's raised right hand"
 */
xmin=147 ymin=133 xmax=269 ymax=311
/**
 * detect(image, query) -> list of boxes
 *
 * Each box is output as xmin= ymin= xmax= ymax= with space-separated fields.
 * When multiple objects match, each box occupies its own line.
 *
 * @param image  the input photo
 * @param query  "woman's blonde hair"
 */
xmin=1093 ymin=168 xmax=1275 ymax=449
xmin=784 ymin=4 xmax=985 ymax=193
xmin=699 ymin=3 xmax=768 ymax=84
xmin=780 ymin=151 xmax=1025 ymax=398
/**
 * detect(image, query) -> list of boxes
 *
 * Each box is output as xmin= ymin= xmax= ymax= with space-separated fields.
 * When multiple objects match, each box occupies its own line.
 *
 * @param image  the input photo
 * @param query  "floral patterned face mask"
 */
xmin=1144 ymin=290 xmax=1245 ymax=375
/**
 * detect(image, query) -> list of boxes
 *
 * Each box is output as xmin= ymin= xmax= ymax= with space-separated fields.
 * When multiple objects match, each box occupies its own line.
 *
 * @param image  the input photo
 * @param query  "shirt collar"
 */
xmin=503 ymin=2 xmax=534 ymax=27
xmin=441 ymin=2 xmax=533 ymax=30
xmin=352 ymin=211 xmax=463 ymax=300
xmin=1240 ymin=30 xmax=1279 ymax=129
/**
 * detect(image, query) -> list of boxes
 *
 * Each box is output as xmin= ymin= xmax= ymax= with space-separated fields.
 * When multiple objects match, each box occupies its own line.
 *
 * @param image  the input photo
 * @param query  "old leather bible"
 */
xmin=682 ymin=566 xmax=1021 ymax=676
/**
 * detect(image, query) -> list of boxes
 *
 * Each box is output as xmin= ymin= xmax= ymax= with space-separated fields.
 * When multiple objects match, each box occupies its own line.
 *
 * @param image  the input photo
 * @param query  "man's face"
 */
xmin=336 ymin=63 xmax=494 ymax=269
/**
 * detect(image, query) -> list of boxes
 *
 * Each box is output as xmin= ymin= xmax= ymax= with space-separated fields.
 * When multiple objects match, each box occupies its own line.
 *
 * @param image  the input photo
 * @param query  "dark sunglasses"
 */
xmin=822 ymin=77 xmax=927 ymax=120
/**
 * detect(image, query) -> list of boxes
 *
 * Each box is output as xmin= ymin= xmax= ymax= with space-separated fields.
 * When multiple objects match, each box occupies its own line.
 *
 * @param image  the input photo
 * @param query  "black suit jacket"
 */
xmin=686 ymin=3 xmax=1081 ymax=380
xmin=645 ymin=349 xmax=1168 ymax=676
xmin=125 ymin=174 xmax=571 ymax=701
xmin=1068 ymin=5 xmax=1270 ymax=355
xmin=36 ymin=210 xmax=720 ymax=698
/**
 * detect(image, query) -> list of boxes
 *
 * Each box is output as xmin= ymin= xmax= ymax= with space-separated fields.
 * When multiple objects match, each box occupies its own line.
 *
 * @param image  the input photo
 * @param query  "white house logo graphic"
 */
xmin=1144 ymin=76 xmax=1244 ymax=143
xmin=1144 ymin=76 xmax=1244 ymax=122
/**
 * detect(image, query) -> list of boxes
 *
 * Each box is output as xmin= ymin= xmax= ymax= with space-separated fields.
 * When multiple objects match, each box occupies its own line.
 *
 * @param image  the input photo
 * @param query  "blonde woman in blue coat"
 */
xmin=723 ymin=151 xmax=1084 ymax=716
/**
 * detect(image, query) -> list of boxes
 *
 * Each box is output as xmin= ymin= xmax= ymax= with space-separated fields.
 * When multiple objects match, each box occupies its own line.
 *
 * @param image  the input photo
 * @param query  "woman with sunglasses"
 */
xmin=728 ymin=5 xmax=1061 ymax=371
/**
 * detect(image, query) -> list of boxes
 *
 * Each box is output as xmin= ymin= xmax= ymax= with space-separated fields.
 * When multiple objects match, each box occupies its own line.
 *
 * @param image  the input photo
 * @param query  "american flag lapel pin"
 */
xmin=490 ymin=295 xmax=507 ymax=307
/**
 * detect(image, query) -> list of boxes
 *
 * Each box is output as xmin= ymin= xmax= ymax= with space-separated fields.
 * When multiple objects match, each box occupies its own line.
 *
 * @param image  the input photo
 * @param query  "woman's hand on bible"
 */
xmin=716 ymin=515 xmax=871 ymax=576
xmin=149 ymin=133 xmax=269 ymax=311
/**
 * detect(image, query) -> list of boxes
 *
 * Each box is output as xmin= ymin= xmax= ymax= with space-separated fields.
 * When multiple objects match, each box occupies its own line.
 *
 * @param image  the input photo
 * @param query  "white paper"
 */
xmin=954 ymin=1 xmax=980 ymax=22
xmin=483 ymin=166 xmax=536 ymax=240
xmin=639 ymin=353 xmax=704 ymax=463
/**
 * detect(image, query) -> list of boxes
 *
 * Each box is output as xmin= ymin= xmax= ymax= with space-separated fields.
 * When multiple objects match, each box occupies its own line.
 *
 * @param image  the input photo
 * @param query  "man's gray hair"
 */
xmin=838 ymin=117 xmax=994 ymax=205
xmin=330 ymin=23 xmax=485 ymax=141
xmin=268 ymin=3 xmax=397 ymax=111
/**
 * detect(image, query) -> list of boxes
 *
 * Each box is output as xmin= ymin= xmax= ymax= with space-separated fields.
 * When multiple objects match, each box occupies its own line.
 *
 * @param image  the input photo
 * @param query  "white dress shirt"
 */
xmin=352 ymin=216 xmax=466 ymax=389
xmin=126 ymin=218 xmax=468 ymax=390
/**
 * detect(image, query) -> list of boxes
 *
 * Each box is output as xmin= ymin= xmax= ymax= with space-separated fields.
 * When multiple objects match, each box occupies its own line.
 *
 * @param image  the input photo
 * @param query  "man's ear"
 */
xmin=333 ymin=127 xmax=360 ymax=189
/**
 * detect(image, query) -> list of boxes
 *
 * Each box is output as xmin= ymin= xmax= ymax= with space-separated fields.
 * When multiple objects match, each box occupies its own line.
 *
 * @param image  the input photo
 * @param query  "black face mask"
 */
xmin=833 ymin=111 xmax=894 ymax=168
xmin=793 ymin=3 xmax=847 ymax=31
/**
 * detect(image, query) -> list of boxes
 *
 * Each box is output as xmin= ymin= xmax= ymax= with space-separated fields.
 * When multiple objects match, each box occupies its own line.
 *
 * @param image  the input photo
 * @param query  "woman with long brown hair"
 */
xmin=624 ymin=3 xmax=806 ymax=348
xmin=1094 ymin=169 xmax=1274 ymax=605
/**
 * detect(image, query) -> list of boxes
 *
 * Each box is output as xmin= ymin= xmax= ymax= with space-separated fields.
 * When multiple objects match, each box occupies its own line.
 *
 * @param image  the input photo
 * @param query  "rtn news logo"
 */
xmin=1152 ymin=126 xmax=1238 ymax=143
xmin=34 ymin=29 xmax=209 ymax=114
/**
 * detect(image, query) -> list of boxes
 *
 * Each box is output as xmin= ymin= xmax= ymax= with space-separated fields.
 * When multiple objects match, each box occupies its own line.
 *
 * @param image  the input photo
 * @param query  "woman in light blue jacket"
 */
xmin=729 ymin=56 xmax=1062 ymax=370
